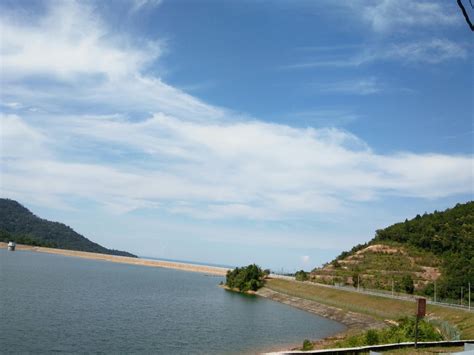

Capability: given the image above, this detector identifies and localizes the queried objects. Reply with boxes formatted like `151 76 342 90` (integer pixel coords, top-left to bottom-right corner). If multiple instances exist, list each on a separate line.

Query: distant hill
311 201 474 300
0 199 136 258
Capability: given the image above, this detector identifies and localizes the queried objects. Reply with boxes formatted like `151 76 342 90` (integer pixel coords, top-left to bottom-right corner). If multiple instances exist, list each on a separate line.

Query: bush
334 317 442 348
302 339 313 351
295 270 309 281
365 329 379 345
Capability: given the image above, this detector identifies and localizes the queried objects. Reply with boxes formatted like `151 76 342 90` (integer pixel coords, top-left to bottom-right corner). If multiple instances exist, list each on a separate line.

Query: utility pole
461 287 464 306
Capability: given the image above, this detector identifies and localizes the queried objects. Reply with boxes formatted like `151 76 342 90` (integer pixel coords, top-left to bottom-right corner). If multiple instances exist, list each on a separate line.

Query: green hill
311 201 474 301
0 198 136 258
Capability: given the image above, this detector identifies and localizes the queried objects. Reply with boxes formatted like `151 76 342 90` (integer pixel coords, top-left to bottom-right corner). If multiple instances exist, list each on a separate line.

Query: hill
0 199 136 257
311 201 474 301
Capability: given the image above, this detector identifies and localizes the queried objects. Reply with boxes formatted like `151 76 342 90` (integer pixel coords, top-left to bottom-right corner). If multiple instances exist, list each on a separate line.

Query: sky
0 0 472 271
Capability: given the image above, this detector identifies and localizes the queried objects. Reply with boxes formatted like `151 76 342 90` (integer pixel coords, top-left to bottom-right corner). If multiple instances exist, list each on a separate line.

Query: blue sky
0 0 472 271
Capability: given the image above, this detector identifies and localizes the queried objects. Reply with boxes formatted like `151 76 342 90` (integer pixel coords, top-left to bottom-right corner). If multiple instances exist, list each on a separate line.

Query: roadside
261 278 474 351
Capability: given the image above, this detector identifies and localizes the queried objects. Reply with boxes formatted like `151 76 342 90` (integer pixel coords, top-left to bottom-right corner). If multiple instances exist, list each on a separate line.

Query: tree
295 270 309 281
401 274 415 294
225 264 265 292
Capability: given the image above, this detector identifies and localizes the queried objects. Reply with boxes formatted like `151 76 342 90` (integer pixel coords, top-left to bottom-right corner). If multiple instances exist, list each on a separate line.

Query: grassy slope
311 242 441 291
265 278 474 339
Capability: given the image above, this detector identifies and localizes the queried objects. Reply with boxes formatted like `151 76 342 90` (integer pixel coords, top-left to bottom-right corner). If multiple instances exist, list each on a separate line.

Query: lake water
0 249 344 354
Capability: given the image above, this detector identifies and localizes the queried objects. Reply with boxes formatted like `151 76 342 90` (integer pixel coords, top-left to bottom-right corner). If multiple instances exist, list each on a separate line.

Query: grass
265 278 474 339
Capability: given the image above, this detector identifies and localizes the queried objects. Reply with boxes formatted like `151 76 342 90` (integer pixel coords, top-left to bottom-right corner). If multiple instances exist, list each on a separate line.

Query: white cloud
385 39 468 64
0 1 226 122
360 0 458 33
0 1 159 81
1 114 472 219
282 39 467 69
317 77 381 95
130 0 162 13
301 255 310 264
0 1 472 221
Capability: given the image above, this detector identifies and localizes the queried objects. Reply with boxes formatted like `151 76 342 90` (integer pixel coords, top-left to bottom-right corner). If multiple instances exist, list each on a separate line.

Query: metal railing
268 274 473 312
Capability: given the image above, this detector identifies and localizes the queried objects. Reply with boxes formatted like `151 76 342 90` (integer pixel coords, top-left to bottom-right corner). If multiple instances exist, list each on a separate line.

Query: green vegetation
225 264 266 292
380 345 464 354
313 243 439 294
334 317 442 348
313 201 473 301
265 278 474 339
295 270 309 281
374 202 473 300
0 199 136 257
0 230 58 248
301 339 313 351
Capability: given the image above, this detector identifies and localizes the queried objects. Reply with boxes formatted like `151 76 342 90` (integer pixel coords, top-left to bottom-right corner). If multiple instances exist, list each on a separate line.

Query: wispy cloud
130 0 162 13
315 77 382 95
385 39 468 64
282 39 467 69
0 1 225 122
2 113 472 219
1 1 472 221
359 0 459 33
334 0 459 33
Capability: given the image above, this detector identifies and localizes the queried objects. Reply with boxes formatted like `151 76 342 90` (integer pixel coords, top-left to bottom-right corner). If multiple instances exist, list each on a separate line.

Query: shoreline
256 286 385 331
256 284 387 353
0 242 230 276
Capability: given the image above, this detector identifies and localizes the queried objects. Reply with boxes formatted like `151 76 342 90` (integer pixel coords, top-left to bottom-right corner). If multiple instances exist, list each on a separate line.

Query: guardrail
266 340 474 354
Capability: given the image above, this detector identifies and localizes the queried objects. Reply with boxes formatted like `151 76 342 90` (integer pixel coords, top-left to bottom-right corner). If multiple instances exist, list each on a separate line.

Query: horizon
1 0 473 271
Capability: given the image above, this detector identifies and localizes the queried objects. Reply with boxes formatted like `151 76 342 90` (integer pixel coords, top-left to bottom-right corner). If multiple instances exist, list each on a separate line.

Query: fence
269 274 473 312
265 340 474 354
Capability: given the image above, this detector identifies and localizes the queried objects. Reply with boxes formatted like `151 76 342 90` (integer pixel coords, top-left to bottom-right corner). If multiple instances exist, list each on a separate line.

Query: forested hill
312 201 473 300
0 199 136 257
373 201 473 258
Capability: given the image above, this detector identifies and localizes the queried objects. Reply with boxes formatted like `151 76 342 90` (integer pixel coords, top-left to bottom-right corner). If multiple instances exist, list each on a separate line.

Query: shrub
302 339 313 351
295 270 309 281
334 317 442 348
365 329 379 345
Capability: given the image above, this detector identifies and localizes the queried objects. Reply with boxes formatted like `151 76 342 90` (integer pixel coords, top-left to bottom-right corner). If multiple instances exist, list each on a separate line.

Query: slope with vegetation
0 198 136 257
265 278 474 340
311 201 473 301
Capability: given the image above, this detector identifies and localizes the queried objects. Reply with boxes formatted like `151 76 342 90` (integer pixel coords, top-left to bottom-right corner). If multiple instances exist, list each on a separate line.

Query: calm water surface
0 249 344 354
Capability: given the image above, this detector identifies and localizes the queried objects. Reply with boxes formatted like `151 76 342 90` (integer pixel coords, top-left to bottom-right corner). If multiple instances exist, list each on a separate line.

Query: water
0 249 344 354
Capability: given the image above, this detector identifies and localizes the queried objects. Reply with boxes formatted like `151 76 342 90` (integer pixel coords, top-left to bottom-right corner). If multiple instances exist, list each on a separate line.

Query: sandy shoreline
0 242 230 276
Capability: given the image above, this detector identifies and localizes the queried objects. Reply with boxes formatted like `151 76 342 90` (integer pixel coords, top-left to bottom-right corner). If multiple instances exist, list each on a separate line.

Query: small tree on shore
295 270 309 281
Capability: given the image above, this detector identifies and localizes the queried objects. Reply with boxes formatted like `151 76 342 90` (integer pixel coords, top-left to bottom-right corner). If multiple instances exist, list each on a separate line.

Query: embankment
257 287 385 333
262 278 474 339
0 242 230 276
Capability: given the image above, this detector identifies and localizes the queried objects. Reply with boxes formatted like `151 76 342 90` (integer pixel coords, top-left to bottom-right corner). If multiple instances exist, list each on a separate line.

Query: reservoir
0 249 344 354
